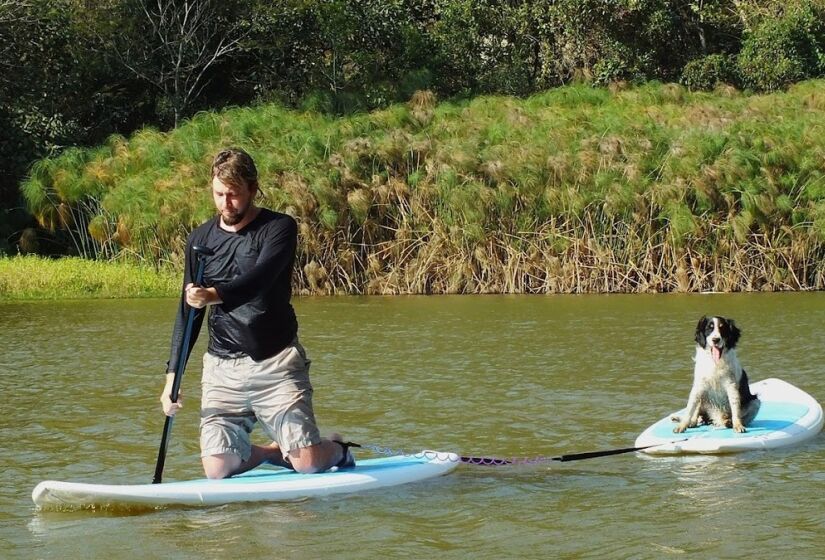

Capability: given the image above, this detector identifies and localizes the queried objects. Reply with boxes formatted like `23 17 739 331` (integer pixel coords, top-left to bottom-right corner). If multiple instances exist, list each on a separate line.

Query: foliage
240 0 434 112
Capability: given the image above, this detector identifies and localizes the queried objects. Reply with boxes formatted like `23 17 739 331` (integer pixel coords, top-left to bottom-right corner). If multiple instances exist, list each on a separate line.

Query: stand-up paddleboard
33 451 459 509
636 378 823 455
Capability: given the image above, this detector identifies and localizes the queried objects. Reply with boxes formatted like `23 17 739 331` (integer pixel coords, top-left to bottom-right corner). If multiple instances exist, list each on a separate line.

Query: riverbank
0 255 178 300
20 80 825 294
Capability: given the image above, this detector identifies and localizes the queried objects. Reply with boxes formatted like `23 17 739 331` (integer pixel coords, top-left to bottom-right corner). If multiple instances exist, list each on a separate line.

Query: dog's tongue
712 346 721 364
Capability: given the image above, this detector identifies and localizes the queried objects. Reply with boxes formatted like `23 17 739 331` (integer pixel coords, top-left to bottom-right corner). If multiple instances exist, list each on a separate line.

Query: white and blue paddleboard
33 451 459 509
635 378 823 455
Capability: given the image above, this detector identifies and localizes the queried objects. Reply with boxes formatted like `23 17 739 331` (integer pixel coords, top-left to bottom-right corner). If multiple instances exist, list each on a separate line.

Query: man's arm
212 217 297 308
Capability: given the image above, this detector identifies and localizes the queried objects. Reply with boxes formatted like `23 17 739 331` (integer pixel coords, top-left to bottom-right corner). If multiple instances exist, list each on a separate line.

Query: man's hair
211 148 258 190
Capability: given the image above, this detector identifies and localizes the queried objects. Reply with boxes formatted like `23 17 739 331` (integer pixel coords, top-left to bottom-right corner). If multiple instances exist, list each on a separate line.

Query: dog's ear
727 318 741 348
695 316 709 347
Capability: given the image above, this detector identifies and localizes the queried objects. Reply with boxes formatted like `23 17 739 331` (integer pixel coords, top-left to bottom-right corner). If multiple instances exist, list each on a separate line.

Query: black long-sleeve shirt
166 209 299 373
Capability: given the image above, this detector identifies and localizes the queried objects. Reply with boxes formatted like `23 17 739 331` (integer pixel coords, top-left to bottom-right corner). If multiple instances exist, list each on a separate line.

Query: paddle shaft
153 246 212 484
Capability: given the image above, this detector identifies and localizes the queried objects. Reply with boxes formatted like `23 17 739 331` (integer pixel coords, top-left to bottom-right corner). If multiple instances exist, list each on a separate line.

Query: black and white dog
673 316 760 433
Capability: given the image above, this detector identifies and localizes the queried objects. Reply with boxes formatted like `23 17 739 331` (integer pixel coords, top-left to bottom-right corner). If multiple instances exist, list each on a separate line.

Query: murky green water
2 293 824 559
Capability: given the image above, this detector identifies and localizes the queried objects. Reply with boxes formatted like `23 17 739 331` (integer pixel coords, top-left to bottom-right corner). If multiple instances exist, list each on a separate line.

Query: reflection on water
2 293 824 559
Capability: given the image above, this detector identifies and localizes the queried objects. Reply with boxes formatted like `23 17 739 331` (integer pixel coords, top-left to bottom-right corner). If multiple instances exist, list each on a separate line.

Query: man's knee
202 454 240 479
287 445 328 474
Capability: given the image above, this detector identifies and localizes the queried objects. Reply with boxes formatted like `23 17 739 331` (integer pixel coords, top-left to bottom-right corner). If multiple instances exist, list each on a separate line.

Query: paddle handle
153 245 213 484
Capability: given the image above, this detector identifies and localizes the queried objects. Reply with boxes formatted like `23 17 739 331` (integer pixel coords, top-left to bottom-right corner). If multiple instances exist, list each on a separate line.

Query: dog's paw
670 415 681 423
733 422 747 433
673 424 687 434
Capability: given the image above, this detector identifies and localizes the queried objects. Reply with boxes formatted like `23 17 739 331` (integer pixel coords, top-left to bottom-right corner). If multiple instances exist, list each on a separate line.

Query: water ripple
3 294 825 559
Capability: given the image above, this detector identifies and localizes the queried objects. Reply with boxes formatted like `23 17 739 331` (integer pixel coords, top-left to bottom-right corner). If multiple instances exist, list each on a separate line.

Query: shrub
682 54 739 91
737 5 825 91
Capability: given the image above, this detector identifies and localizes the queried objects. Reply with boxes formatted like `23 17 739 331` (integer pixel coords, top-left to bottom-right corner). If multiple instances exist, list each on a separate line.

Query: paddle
460 440 687 466
153 245 214 484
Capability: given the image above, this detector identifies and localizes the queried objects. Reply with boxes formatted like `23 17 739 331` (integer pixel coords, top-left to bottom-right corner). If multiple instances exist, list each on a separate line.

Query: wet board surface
635 378 823 455
33 451 460 509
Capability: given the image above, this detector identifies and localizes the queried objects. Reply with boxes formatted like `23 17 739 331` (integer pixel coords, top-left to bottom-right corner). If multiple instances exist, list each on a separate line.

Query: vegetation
21 80 825 294
4 0 825 255
0 255 178 299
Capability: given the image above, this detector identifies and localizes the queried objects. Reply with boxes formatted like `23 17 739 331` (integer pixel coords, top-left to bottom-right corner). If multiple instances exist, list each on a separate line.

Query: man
160 147 355 479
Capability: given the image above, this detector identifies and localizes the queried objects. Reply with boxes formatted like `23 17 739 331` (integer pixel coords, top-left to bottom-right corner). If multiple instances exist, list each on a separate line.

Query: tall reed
21 80 825 294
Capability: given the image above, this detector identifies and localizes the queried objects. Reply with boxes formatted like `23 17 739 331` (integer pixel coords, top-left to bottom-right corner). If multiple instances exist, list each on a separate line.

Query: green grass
0 256 179 300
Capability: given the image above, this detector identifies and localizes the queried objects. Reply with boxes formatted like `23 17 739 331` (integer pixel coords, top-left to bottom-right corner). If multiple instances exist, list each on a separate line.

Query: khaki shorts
199 340 321 462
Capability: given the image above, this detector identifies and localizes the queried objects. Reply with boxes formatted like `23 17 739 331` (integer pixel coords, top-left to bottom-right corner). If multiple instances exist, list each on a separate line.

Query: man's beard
221 207 247 226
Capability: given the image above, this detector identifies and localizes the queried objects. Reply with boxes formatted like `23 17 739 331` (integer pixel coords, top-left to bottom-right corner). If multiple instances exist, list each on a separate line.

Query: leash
358 440 689 466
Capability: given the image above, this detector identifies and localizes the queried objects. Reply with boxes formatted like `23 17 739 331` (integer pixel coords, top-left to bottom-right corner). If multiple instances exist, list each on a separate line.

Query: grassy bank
0 256 178 300
21 80 825 294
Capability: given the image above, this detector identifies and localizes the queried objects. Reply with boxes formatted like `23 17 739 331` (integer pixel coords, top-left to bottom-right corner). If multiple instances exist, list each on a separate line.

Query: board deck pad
647 401 808 440
635 378 823 455
33 451 460 509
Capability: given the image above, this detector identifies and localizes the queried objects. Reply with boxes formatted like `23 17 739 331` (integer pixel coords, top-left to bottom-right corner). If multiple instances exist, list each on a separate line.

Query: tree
111 0 248 126
0 0 87 253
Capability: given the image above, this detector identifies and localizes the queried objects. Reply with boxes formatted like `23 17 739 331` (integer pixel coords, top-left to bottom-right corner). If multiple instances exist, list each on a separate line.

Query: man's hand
184 283 222 309
160 372 183 416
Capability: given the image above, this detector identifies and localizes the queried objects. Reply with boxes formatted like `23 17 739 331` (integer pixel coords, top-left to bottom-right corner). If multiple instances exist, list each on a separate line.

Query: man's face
212 176 254 226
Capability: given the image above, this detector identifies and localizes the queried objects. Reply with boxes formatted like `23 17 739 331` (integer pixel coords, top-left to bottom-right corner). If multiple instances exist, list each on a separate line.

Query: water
1 293 824 559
